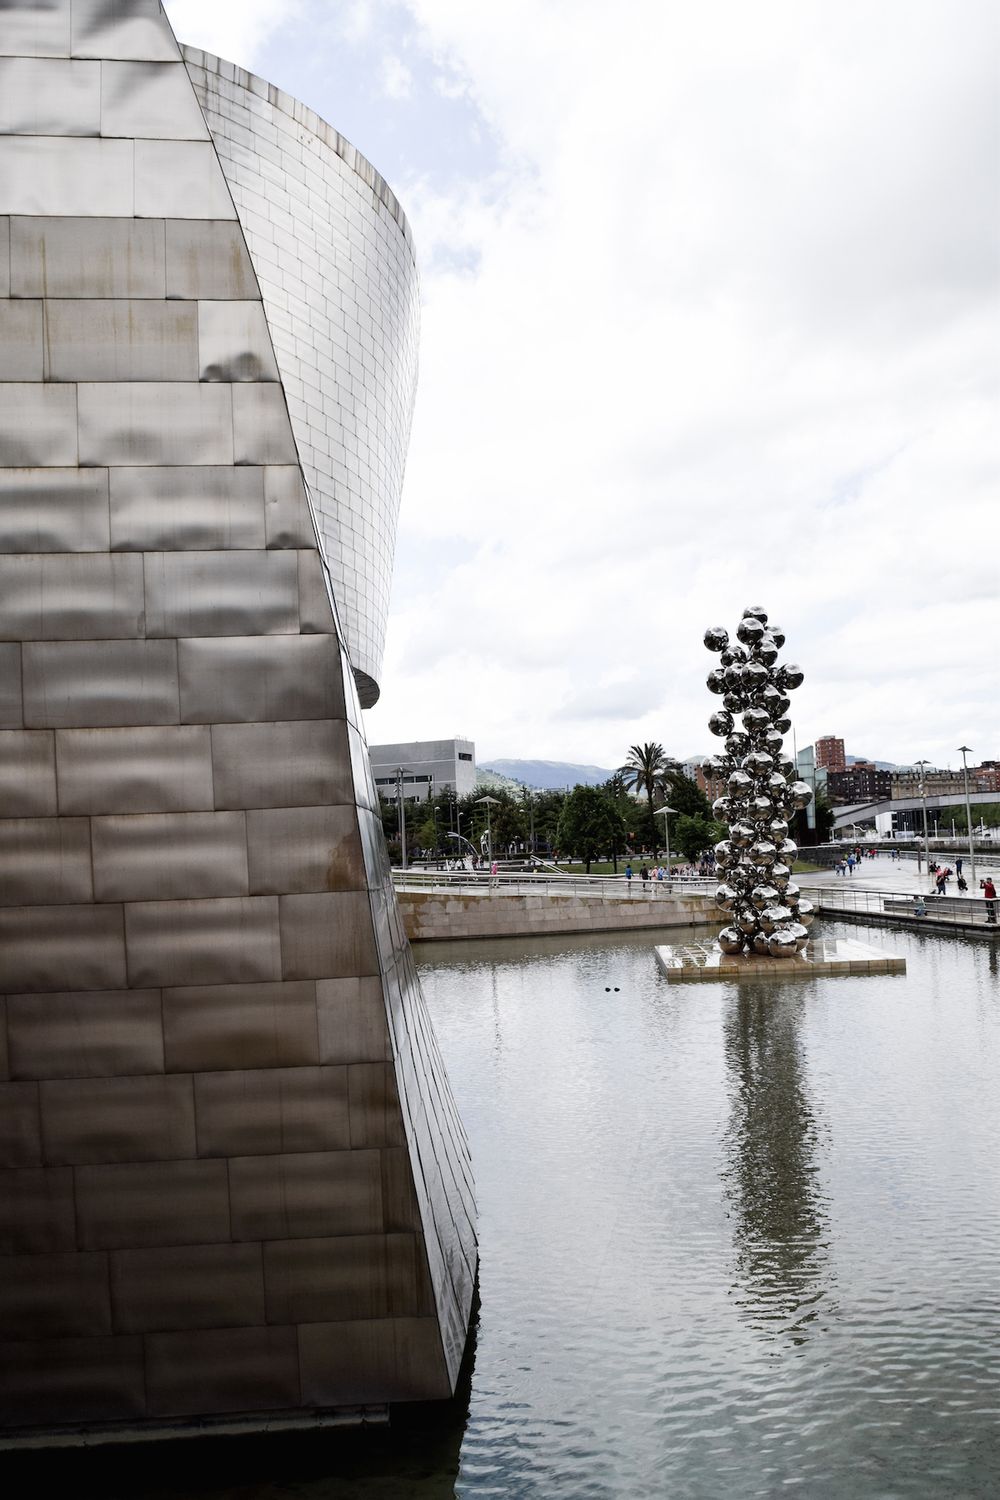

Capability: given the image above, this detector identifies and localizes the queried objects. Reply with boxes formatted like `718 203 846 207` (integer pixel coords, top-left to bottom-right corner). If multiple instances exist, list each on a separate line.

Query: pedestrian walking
982 876 997 924
956 857 963 876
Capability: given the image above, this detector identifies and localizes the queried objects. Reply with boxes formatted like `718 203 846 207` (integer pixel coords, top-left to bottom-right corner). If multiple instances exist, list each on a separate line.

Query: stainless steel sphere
723 662 744 690
749 839 777 866
770 694 792 720
719 644 748 667
742 707 771 733
727 769 753 796
712 795 735 820
735 907 759 935
704 626 729 652
763 728 784 754
722 692 743 713
714 840 737 869
752 933 771 955
758 905 783 936
774 716 792 735
769 623 786 648
737 616 765 645
725 731 750 758
784 880 801 905
769 817 789 840
729 821 755 849
749 795 775 821
706 667 728 695
767 929 798 958
786 922 809 952
779 837 798 859
715 883 738 913
745 750 773 775
741 661 769 689
770 862 791 890
777 662 804 690
751 883 780 911
757 636 778 666
742 605 768 624
789 780 814 809
718 927 744 954
795 897 815 927
709 710 734 738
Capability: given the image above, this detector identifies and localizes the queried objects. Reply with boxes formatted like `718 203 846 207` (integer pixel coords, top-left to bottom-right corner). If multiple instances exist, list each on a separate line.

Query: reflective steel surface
185 47 420 706
0 0 474 1437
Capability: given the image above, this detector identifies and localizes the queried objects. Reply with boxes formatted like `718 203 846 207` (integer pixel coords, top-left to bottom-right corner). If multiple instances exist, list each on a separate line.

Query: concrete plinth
655 936 906 982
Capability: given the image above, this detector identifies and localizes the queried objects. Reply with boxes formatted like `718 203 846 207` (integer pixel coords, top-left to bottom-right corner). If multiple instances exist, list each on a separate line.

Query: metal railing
800 881 998 932
392 868 716 901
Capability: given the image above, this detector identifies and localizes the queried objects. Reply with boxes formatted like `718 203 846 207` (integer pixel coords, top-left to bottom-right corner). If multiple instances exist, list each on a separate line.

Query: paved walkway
804 856 998 901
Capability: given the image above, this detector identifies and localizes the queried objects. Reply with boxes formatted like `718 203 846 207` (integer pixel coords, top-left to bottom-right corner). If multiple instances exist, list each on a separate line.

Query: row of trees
377 742 726 872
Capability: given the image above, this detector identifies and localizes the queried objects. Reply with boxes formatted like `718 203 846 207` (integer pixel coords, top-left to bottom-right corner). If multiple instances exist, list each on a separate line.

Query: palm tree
620 742 673 850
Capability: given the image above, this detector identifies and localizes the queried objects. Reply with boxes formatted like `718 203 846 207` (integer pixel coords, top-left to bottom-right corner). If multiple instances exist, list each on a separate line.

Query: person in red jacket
982 876 997 924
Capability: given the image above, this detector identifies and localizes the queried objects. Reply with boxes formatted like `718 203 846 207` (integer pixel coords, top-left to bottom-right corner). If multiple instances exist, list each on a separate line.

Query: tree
556 785 626 873
620 742 672 848
661 768 713 820
671 813 724 862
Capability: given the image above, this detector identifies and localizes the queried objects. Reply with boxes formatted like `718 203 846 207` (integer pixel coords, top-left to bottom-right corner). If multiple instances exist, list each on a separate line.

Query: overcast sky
165 0 999 771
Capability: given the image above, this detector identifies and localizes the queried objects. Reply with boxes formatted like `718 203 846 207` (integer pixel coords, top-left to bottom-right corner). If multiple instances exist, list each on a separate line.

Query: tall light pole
476 795 499 863
914 759 931 876
655 805 676 876
394 766 409 870
957 745 977 887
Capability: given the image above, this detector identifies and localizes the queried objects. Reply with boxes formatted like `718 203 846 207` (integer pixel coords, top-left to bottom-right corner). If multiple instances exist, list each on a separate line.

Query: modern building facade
0 1 474 1443
826 763 892 805
369 738 478 803
814 736 846 773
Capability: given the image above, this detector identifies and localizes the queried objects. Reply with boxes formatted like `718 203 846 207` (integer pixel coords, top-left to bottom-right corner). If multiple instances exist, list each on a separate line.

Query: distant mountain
480 758 617 791
475 767 527 796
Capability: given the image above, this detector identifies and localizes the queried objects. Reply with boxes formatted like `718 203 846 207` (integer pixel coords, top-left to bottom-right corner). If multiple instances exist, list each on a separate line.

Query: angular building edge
0 0 474 1442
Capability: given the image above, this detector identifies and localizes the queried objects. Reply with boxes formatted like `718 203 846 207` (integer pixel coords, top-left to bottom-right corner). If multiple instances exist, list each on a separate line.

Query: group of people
929 860 968 895
623 862 693 886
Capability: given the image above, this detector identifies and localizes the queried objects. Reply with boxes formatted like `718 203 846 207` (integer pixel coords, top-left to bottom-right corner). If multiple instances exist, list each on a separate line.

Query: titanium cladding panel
0 0 475 1443
185 46 421 709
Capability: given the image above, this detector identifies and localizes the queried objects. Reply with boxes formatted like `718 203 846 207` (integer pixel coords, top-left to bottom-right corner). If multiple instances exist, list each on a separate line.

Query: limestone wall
400 891 719 943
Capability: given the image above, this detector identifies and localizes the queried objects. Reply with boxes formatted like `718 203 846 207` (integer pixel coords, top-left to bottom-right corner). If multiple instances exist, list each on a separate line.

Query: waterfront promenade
393 863 1000 941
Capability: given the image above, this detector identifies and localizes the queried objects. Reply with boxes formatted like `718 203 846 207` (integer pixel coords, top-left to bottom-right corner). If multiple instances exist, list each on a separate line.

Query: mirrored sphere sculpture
705 608 812 957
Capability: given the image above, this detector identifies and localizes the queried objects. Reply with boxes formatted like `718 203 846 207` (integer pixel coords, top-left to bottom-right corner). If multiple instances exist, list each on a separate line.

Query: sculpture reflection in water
722 988 834 1343
703 607 816 956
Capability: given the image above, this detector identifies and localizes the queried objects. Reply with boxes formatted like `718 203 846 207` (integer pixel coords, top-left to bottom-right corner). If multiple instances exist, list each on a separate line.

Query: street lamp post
957 745 977 888
655 806 677 879
914 759 931 876
394 766 410 870
475 795 499 863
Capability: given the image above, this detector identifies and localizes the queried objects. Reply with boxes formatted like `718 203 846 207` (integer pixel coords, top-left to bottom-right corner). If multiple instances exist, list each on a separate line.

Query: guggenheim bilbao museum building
0 1 475 1442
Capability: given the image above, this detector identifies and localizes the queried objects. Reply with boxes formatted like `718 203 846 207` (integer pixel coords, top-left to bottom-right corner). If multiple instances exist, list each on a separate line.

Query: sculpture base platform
655 936 905 982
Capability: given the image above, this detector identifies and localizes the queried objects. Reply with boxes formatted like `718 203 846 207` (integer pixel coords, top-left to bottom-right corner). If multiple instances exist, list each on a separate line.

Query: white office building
370 738 477 801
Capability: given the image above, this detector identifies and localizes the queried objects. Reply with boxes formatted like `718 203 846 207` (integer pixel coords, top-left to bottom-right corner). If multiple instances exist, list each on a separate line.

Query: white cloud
380 52 414 99
362 0 999 771
163 0 302 68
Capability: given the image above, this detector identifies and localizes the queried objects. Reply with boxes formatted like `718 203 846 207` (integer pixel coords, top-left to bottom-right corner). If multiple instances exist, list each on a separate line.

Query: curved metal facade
0 1 474 1442
184 47 419 709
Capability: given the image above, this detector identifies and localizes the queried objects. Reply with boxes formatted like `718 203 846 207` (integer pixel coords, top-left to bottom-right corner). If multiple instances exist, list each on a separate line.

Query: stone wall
400 890 718 943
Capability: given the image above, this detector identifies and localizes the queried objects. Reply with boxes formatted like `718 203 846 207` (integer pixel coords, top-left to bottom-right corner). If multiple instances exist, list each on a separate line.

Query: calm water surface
14 923 1000 1499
